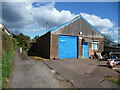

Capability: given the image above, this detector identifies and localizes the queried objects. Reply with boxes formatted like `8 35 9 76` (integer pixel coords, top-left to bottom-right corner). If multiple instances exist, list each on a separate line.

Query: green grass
2 49 15 88
108 79 120 85
1 30 17 89
106 77 120 85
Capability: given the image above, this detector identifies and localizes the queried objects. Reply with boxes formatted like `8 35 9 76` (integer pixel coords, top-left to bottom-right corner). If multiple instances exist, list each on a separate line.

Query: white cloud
2 2 118 43
80 13 114 31
24 28 40 33
31 2 76 27
2 2 76 35
80 13 119 43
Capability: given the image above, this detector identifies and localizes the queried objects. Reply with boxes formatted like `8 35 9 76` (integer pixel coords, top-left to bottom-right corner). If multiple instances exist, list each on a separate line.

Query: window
92 40 99 50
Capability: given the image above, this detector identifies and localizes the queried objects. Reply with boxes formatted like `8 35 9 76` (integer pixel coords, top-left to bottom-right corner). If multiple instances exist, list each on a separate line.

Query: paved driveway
43 59 119 88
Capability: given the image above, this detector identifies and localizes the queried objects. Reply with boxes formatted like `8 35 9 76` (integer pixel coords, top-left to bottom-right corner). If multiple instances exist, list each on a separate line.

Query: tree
13 33 31 51
32 35 39 42
104 34 115 53
104 34 113 47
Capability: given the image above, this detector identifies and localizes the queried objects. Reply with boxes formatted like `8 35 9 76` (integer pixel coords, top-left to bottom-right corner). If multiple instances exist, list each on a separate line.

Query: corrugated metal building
36 15 104 59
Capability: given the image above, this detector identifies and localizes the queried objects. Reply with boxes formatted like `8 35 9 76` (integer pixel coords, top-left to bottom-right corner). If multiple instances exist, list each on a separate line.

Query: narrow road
9 51 74 88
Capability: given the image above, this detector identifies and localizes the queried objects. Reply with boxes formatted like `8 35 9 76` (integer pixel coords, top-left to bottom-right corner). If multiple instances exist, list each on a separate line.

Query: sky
1 1 119 43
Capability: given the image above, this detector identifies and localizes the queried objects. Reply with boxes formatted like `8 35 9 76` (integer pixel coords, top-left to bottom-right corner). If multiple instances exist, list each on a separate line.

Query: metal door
58 35 77 58
83 42 88 58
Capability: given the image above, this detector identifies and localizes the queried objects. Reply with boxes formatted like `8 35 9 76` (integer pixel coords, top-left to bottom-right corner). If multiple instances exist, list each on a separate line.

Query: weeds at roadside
105 76 120 85
2 49 15 88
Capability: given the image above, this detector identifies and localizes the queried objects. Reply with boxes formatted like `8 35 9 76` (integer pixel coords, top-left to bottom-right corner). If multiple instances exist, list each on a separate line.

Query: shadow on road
98 65 108 67
27 43 38 56
27 42 49 59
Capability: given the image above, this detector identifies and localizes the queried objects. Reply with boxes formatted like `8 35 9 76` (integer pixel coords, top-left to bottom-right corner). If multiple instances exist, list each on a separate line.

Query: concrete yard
43 59 119 88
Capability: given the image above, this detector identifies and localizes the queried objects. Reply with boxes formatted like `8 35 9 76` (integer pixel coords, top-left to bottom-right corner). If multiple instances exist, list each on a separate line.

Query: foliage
12 38 17 49
2 49 15 88
2 32 16 88
104 34 114 53
104 34 113 47
2 32 14 53
106 77 120 85
32 35 39 42
13 33 31 52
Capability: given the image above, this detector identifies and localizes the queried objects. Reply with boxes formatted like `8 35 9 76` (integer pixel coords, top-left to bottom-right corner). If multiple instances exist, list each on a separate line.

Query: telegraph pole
46 21 48 33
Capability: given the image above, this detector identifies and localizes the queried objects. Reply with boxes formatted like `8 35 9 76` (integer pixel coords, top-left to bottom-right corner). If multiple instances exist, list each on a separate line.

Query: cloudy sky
1 1 119 43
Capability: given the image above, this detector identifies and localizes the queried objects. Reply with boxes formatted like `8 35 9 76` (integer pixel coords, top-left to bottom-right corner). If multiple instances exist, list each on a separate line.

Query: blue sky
55 2 118 25
1 2 119 43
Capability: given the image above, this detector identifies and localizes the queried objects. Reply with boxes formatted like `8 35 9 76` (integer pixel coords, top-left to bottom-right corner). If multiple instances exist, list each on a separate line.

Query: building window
92 40 99 50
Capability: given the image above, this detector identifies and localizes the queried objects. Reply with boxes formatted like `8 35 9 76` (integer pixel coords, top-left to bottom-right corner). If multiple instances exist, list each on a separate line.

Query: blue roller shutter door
58 35 77 58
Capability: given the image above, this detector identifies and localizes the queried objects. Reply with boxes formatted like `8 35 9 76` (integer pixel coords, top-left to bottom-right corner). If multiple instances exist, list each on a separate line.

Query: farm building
35 15 104 59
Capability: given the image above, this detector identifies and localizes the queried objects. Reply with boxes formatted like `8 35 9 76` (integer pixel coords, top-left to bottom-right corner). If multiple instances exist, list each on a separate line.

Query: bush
2 49 15 88
13 33 30 52
2 32 16 88
12 38 17 49
2 32 13 54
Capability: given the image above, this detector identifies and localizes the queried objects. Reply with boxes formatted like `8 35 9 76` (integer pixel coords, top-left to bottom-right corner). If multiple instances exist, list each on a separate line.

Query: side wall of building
36 17 104 59
50 34 104 59
36 32 50 59
50 18 104 59
52 18 103 38
87 37 104 57
50 34 58 59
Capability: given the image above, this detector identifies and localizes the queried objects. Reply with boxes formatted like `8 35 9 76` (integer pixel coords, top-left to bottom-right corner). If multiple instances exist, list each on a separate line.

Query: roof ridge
80 15 104 37
51 15 81 32
50 14 104 37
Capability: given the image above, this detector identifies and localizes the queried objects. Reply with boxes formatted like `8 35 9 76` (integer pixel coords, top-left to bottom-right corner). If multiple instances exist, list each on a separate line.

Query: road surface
9 51 74 88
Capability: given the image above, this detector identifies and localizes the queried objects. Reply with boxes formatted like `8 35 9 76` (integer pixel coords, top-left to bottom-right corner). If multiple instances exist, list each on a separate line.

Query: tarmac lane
8 51 74 88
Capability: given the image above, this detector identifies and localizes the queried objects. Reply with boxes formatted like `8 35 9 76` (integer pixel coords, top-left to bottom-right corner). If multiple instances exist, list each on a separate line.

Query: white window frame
92 40 99 50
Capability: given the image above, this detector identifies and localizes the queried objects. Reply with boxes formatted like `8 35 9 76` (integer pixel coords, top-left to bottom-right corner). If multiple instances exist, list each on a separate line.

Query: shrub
2 32 16 88
2 49 15 88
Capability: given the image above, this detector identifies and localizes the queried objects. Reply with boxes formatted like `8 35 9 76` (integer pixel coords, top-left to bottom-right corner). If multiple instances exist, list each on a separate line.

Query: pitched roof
51 15 104 37
0 24 11 34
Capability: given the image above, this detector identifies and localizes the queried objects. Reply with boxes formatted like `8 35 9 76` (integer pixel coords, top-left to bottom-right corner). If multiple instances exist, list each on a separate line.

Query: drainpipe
79 32 83 58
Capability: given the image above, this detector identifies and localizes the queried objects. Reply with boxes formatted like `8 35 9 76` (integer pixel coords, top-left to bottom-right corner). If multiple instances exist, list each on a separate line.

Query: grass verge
2 49 15 88
106 77 120 85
